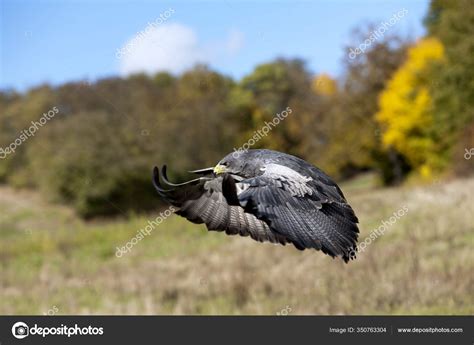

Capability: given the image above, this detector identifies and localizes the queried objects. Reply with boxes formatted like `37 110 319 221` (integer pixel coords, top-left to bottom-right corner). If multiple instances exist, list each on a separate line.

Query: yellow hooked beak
213 164 227 175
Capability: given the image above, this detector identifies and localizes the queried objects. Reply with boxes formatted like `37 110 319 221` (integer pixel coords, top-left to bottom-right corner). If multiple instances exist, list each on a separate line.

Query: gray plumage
153 149 359 263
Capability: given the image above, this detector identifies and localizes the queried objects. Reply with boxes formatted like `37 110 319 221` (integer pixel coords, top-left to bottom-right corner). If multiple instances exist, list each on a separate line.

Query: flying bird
152 149 359 262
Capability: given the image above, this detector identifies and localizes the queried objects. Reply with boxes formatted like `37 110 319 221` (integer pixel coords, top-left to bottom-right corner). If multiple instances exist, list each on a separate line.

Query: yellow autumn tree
375 37 445 179
312 73 337 96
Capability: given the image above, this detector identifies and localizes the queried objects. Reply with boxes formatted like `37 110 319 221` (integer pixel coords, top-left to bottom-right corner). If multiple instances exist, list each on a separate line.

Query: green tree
425 0 474 176
239 59 318 156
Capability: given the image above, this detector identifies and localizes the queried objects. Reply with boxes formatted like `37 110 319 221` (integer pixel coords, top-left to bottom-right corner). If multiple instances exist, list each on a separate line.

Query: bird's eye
221 161 228 166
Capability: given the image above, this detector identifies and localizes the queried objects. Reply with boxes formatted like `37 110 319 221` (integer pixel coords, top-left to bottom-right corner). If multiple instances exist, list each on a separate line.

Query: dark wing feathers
236 169 359 262
152 166 204 206
153 166 288 245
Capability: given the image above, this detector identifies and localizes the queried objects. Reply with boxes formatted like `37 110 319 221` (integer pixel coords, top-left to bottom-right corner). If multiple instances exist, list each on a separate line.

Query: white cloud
118 23 244 76
119 23 203 75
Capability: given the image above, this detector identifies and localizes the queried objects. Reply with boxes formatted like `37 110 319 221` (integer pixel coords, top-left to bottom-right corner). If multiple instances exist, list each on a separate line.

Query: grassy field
1 174 473 315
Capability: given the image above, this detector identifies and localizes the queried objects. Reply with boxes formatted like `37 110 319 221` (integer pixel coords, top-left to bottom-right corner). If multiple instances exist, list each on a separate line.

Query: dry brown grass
1 175 473 315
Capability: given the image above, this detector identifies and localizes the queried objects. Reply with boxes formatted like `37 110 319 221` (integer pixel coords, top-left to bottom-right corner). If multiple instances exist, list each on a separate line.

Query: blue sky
1 0 429 92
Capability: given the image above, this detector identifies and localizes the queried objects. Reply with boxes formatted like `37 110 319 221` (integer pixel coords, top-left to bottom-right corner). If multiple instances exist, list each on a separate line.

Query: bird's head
213 150 269 178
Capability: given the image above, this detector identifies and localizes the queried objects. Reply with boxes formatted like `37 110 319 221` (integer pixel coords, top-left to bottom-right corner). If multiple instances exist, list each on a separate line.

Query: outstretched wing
152 166 288 245
236 163 359 262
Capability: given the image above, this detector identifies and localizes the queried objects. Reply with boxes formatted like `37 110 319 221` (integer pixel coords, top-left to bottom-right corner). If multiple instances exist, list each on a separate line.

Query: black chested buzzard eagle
153 149 359 263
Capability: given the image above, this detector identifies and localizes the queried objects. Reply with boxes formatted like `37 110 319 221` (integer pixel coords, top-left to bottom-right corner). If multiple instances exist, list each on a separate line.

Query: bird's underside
152 152 360 263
